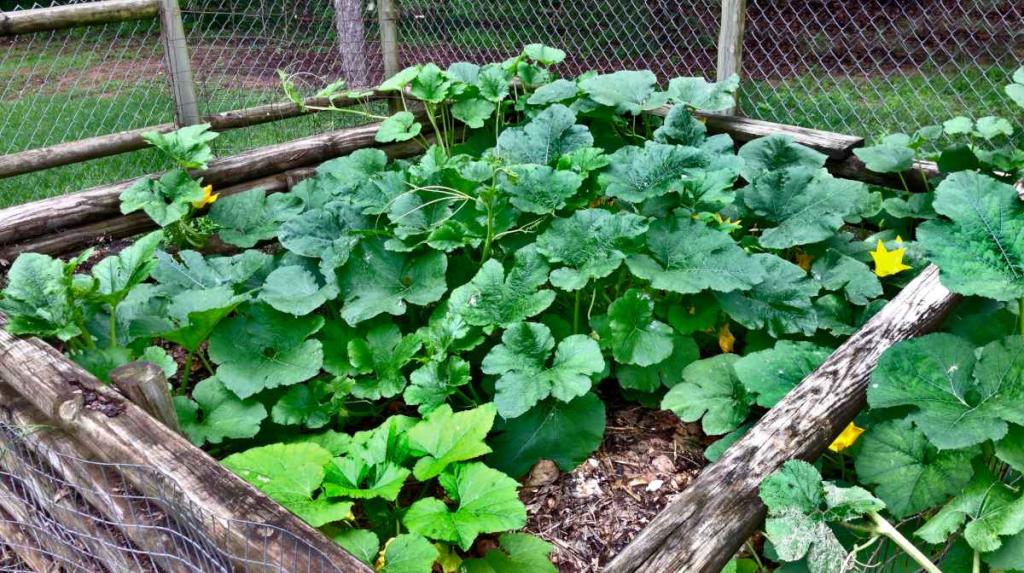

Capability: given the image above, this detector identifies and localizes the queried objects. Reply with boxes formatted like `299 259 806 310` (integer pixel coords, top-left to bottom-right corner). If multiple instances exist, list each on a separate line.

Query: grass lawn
2 59 1019 209
0 82 376 208
744 64 1020 143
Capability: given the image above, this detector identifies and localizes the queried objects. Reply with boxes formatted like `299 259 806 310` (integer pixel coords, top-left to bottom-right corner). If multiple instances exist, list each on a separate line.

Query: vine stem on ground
867 512 942 573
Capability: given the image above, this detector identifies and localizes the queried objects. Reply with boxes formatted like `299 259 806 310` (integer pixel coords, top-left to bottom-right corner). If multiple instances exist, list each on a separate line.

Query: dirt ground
520 402 708 572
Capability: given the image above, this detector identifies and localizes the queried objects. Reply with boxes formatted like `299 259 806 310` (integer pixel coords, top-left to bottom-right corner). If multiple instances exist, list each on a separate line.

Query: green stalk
178 351 194 395
573 289 582 334
1019 298 1024 336
973 550 981 573
919 167 932 193
424 103 446 155
479 196 496 264
108 302 119 348
867 512 942 573
897 171 911 195
198 351 216 377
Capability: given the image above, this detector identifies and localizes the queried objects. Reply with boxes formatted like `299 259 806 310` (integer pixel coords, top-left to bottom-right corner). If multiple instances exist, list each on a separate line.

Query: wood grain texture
715 0 747 113
0 93 388 180
647 106 864 159
0 385 187 573
0 333 372 573
0 125 422 246
0 0 158 36
109 361 179 432
158 0 200 126
606 265 960 573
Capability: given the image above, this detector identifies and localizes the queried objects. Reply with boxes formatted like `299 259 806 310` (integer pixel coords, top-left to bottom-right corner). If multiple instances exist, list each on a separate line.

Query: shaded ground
521 402 708 572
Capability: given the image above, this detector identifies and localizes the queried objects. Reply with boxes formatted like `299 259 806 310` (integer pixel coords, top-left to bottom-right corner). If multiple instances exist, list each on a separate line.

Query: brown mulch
520 403 709 572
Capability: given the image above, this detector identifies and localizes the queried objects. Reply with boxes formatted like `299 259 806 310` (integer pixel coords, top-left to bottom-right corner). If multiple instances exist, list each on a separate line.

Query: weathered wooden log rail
605 266 959 572
0 122 426 262
0 0 159 36
0 93 391 179
0 330 372 573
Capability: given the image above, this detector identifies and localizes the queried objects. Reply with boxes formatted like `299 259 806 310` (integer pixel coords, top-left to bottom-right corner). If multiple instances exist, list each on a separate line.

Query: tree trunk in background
334 0 369 87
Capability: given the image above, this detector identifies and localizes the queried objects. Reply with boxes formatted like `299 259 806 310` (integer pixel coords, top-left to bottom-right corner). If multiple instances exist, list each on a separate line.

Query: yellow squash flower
828 422 865 453
191 185 219 209
870 236 911 277
717 323 735 353
795 252 814 271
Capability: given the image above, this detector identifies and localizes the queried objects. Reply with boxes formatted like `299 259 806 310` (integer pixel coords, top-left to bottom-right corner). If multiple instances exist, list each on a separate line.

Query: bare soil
520 402 709 572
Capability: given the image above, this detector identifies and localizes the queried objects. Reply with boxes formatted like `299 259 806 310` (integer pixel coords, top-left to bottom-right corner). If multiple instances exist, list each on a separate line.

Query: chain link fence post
716 0 747 115
158 0 200 125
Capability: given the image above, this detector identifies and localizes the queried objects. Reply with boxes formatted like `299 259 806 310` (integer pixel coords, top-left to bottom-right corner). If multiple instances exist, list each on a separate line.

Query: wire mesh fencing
0 417 347 573
0 0 1022 206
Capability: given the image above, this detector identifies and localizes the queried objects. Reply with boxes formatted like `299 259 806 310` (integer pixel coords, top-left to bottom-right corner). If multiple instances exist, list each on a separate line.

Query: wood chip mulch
520 404 709 572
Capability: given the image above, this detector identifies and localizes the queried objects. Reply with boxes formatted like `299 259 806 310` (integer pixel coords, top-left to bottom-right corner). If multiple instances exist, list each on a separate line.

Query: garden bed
2 47 1022 573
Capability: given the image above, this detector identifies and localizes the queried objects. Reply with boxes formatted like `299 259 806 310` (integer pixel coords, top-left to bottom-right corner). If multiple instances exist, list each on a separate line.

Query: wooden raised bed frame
0 110 959 572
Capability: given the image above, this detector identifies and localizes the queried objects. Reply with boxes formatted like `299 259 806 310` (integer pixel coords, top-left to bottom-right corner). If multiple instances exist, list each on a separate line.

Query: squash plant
0 45 959 571
755 66 1024 573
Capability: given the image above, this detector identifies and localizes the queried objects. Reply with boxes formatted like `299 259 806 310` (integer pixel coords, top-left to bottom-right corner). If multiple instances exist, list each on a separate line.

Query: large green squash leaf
498 165 583 214
482 322 604 418
403 462 526 551
579 70 667 115
119 168 206 227
91 230 163 304
403 357 471 414
869 334 1024 449
810 250 882 306
617 334 699 392
666 74 739 111
142 123 218 169
743 167 869 249
152 249 270 296
496 104 592 165
917 464 1024 552
625 216 765 295
662 353 751 435
375 533 437 573
599 142 707 202
734 340 832 408
592 289 674 367
174 376 267 446
278 200 368 275
737 134 826 182
854 418 978 519
209 188 303 248
406 403 496 480
917 171 1024 301
0 253 82 341
222 442 353 527
323 457 411 502
716 254 819 337
448 247 555 328
536 209 648 291
208 303 324 399
462 533 557 573
759 461 882 573
348 323 422 400
487 393 605 478
337 239 448 325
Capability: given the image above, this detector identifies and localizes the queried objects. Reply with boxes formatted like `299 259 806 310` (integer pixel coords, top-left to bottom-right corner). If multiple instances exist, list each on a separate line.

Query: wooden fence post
716 0 747 115
158 0 201 126
377 0 402 113
109 361 180 432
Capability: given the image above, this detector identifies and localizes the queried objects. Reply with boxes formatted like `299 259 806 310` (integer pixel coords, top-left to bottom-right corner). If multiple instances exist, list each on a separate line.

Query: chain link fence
0 0 1021 201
